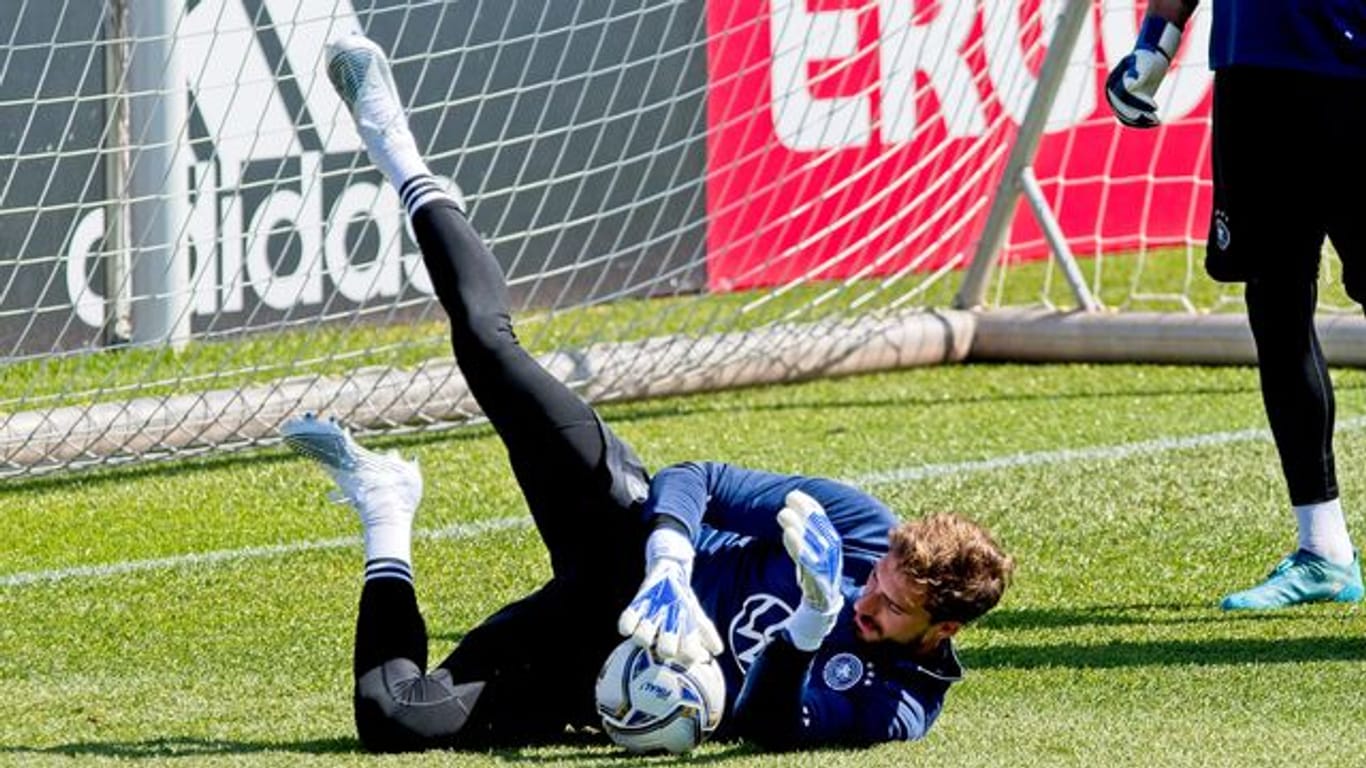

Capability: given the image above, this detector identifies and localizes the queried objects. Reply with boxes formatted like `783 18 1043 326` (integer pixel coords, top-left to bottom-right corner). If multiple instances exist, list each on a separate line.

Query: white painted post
127 0 190 349
953 0 1092 311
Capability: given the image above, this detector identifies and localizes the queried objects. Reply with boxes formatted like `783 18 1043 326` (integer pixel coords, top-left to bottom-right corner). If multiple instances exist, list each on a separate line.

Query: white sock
363 522 412 577
357 479 416 573
366 127 430 196
1294 498 1354 565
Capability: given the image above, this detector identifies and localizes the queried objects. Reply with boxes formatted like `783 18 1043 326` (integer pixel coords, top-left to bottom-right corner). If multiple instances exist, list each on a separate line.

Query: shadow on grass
0 737 357 758
964 634 1366 670
486 739 754 766
975 603 1326 632
430 630 471 645
0 735 755 765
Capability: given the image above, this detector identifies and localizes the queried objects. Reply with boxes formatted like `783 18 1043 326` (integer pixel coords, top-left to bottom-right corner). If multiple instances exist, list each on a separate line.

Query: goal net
959 1 1366 365
0 0 1353 477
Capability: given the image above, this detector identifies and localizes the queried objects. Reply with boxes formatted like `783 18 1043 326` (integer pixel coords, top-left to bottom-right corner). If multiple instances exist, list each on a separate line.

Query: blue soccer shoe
1220 549 1364 611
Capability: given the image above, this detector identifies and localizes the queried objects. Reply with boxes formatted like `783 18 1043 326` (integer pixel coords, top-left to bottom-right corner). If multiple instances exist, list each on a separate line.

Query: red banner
704 0 1214 291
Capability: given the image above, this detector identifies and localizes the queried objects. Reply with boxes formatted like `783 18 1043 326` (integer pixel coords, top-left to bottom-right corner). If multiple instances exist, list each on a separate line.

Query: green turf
4 360 1366 767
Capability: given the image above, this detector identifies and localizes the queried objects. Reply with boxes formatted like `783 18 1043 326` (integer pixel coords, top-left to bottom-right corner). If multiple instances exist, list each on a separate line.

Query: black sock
354 576 429 679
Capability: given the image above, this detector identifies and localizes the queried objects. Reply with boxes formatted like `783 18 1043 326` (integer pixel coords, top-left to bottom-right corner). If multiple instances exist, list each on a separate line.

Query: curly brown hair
887 513 1014 625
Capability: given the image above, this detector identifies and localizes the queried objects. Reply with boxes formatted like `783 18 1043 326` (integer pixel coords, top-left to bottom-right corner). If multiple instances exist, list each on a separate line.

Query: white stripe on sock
399 175 456 217
365 556 414 584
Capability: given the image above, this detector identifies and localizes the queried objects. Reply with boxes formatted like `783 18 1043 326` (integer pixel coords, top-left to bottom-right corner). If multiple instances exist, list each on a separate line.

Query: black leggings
350 200 648 751
1246 277 1338 506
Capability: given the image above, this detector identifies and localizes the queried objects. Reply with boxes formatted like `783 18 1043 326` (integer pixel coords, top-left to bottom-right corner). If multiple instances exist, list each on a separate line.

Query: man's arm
617 516 723 664
731 492 858 749
626 463 894 665
617 461 756 665
639 461 716 540
1105 0 1200 128
731 634 940 749
644 462 896 567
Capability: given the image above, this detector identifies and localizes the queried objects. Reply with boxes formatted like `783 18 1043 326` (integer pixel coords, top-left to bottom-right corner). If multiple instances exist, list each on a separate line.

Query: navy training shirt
643 461 963 746
1210 0 1366 78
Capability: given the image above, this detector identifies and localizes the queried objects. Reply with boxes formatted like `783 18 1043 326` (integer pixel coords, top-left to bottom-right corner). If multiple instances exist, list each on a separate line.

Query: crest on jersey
728 593 795 674
1214 209 1231 251
822 652 865 691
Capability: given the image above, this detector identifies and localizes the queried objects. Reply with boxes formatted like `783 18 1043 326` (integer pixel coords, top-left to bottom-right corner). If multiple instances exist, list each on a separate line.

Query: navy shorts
1204 67 1366 297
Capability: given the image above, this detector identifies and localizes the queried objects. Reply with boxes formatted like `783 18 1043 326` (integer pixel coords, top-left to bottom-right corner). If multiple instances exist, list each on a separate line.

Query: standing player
1106 1 1365 609
281 34 1013 751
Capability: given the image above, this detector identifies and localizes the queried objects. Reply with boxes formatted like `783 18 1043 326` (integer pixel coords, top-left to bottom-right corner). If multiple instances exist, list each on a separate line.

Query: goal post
3 0 1362 478
956 0 1098 314
957 0 1366 365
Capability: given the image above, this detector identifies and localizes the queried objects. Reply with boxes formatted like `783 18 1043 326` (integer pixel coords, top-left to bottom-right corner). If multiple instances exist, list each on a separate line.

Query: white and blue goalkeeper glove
776 490 844 651
1105 15 1182 128
618 523 723 665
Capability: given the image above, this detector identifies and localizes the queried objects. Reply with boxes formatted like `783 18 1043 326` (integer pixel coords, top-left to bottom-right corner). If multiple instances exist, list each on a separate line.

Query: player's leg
1325 72 1366 311
325 34 650 580
429 579 629 747
1224 276 1363 609
1244 276 1341 534
1321 70 1366 587
282 414 486 752
1212 68 1362 609
326 34 598 469
317 36 653 746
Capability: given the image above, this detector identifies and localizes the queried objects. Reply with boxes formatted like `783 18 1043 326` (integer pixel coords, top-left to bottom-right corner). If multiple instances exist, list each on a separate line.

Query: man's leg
1205 68 1361 610
431 580 629 747
283 415 486 752
327 35 649 581
285 417 622 751
313 35 652 746
1244 277 1346 545
1220 277 1363 610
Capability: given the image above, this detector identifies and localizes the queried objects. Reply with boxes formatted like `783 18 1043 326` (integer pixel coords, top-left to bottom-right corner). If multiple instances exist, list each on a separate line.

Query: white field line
2 517 529 588
8 417 1366 589
847 418 1362 486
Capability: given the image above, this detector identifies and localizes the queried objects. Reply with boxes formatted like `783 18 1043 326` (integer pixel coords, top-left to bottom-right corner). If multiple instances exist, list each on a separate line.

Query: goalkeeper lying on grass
281 32 1013 753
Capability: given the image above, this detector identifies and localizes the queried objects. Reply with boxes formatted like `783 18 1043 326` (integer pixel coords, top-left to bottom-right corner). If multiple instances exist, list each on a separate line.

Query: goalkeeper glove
618 522 723 665
776 490 844 651
1105 15 1183 128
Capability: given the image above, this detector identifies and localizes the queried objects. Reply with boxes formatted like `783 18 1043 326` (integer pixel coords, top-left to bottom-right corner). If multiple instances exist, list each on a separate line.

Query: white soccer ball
594 638 726 754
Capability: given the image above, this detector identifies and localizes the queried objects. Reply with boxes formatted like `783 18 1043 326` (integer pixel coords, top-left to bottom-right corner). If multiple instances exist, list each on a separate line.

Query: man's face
852 554 958 653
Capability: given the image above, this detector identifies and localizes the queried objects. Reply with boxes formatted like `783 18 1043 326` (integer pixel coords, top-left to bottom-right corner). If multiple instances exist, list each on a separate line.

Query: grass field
4 359 1366 767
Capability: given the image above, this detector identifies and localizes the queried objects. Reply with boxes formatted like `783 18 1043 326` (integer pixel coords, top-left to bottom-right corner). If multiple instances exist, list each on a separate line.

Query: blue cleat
1220 549 1364 611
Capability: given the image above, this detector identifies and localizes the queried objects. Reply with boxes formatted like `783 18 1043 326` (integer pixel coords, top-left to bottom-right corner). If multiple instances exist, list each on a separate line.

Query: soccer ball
594 638 726 754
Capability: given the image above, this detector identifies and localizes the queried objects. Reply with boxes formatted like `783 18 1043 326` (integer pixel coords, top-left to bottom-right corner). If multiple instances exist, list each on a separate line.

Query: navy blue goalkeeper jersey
643 462 963 746
1210 0 1366 79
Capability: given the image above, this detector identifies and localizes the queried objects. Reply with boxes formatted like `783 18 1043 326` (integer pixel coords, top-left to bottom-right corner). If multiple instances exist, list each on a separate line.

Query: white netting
982 1 1348 316
6 1 1319 477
